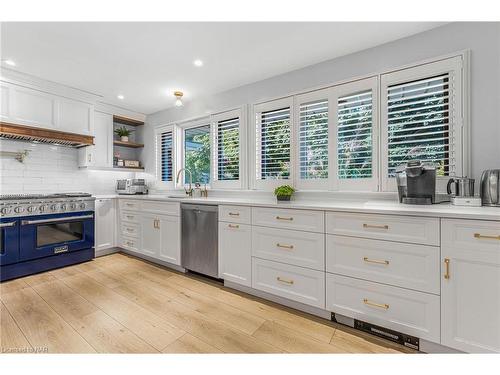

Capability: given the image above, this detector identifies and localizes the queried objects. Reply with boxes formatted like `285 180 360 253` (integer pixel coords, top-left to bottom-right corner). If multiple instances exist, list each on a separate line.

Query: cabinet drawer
120 211 140 224
326 212 439 246
326 235 439 294
252 226 325 271
252 207 324 233
120 236 140 252
119 199 141 211
441 218 500 251
219 205 251 224
142 200 180 216
326 274 440 342
252 258 325 308
121 222 140 238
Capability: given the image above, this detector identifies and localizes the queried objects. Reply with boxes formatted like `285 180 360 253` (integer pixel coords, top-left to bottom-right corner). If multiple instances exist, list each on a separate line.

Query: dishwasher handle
181 203 218 213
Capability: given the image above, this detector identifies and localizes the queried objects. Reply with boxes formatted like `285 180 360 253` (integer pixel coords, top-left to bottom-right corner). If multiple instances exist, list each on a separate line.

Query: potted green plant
114 127 134 142
274 185 295 201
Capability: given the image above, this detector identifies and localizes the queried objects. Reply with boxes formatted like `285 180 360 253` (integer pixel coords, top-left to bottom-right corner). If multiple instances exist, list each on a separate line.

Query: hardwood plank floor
0 253 414 354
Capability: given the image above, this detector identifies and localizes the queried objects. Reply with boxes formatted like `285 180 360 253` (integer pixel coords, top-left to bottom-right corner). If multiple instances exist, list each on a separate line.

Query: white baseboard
95 247 120 257
119 248 186 273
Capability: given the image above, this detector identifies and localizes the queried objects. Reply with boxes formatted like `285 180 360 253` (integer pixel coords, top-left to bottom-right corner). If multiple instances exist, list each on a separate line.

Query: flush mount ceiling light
174 91 184 107
3 59 16 66
117 94 124 100
193 59 203 67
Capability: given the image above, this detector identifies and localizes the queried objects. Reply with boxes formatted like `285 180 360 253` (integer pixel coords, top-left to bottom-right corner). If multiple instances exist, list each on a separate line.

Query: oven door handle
21 214 94 226
0 221 16 228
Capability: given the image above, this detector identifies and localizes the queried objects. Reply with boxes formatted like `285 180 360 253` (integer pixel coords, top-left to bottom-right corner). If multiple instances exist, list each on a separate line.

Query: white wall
0 139 134 194
145 22 500 185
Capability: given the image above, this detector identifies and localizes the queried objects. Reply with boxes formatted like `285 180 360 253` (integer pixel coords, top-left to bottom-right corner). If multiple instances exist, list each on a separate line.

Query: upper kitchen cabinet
78 111 113 168
0 81 94 135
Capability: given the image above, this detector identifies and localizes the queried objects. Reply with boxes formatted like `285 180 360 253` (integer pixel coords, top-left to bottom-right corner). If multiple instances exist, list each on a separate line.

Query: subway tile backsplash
0 140 134 194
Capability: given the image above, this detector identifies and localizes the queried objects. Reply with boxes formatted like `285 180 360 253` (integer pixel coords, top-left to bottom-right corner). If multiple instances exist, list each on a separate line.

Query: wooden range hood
0 122 94 148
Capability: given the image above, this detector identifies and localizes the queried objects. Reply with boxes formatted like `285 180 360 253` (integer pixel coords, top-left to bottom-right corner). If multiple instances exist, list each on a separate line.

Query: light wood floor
0 253 415 354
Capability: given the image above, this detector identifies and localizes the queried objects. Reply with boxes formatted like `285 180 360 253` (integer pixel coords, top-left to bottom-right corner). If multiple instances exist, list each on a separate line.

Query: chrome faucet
176 168 193 197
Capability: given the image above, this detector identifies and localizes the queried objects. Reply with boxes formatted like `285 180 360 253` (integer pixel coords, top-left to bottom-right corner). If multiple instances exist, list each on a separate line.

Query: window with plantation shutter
161 130 173 182
299 99 329 180
254 99 292 187
381 56 464 191
337 90 373 180
216 117 240 181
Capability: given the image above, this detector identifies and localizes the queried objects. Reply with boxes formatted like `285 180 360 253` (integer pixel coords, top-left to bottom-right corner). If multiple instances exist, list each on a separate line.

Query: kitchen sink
167 195 190 199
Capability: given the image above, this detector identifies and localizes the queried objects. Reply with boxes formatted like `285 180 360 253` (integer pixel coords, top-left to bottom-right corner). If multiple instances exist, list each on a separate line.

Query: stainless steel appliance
480 169 500 207
116 179 148 195
181 203 218 278
396 161 448 204
0 193 95 281
447 177 475 197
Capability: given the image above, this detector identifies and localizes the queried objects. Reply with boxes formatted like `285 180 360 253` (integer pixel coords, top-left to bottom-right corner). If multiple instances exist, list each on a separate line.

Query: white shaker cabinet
140 213 181 265
218 221 252 287
58 97 94 135
78 111 113 168
140 213 162 258
441 219 500 353
95 198 116 253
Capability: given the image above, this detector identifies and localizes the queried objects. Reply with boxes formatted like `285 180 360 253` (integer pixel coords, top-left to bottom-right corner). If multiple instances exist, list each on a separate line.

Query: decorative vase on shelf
120 136 129 142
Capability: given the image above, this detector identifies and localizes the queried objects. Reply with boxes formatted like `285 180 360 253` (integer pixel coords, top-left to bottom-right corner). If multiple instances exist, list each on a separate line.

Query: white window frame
210 107 247 189
251 97 294 190
294 88 331 190
155 123 177 190
331 76 379 192
380 55 465 192
178 116 211 188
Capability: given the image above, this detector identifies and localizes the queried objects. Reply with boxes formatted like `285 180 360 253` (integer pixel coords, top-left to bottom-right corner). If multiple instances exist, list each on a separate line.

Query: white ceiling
1 22 444 114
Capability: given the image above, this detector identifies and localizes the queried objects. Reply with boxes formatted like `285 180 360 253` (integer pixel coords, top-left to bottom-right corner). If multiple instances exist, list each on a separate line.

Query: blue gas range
0 193 95 281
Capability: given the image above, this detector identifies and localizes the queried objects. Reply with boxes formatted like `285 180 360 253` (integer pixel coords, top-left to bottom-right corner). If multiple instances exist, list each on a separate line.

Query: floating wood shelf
113 166 144 171
113 140 144 148
113 115 144 127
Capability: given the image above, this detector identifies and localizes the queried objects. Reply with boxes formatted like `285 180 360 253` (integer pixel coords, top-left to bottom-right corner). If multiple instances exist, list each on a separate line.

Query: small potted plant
114 127 134 142
274 185 295 202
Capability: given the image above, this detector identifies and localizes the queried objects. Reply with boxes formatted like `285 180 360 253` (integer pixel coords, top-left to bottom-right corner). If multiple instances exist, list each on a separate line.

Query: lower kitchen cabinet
140 213 181 265
95 198 115 252
218 221 251 287
441 219 500 353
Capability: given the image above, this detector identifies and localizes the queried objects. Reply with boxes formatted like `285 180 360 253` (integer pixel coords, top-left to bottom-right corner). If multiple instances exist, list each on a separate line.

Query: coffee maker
396 161 448 205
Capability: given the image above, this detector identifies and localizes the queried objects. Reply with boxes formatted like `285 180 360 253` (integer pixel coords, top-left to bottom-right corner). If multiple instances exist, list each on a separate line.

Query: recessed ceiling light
3 59 16 66
117 95 124 100
193 59 203 67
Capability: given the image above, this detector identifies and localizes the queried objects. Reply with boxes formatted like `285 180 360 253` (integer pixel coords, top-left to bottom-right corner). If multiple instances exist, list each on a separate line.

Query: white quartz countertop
93 194 500 221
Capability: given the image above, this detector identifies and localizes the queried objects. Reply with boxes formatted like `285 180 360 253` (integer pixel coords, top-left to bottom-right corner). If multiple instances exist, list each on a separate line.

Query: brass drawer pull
444 258 450 279
363 298 389 310
363 223 389 230
126 241 133 246
228 212 240 217
126 228 134 232
276 277 294 285
363 257 389 265
228 224 240 229
474 233 500 240
126 215 134 219
276 243 294 250
276 216 293 221
126 203 134 206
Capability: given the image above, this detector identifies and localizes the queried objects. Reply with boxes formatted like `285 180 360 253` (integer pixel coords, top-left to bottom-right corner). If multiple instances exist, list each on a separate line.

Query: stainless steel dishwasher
181 203 219 278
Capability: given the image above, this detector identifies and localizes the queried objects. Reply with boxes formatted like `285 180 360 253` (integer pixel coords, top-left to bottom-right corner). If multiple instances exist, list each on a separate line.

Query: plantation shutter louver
257 107 291 180
216 117 240 181
299 99 328 179
160 130 173 182
337 90 373 179
386 73 454 177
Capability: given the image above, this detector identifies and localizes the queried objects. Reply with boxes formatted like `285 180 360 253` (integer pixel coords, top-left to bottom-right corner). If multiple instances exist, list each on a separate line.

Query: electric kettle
480 169 500 206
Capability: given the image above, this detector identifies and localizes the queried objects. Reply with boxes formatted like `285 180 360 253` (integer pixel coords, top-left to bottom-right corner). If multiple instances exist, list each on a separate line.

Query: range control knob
1 207 11 215
79 203 86 210
39 205 48 212
50 204 58 211
27 205 37 213
14 206 25 213
60 204 67 211
70 203 77 210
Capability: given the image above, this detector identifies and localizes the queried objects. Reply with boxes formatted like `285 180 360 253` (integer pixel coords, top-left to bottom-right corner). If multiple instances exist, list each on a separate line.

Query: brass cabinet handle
126 203 134 206
156 219 160 229
474 233 500 240
228 212 240 217
126 215 134 219
276 277 294 285
363 257 389 265
363 298 389 310
276 243 294 250
126 228 134 232
276 216 293 221
228 224 240 229
126 241 133 246
444 258 450 279
363 223 389 230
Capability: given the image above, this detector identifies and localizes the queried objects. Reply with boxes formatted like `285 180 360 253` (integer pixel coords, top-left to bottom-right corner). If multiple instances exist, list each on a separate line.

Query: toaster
480 169 500 206
116 179 148 195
